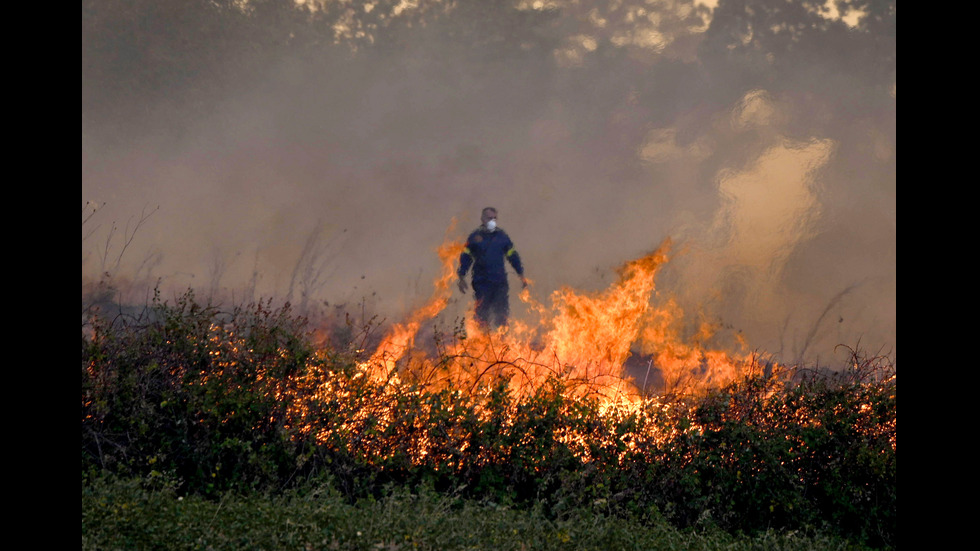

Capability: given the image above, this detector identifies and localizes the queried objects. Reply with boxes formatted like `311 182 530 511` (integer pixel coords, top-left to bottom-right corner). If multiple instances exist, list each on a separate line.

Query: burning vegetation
350 234 770 406
82 234 896 548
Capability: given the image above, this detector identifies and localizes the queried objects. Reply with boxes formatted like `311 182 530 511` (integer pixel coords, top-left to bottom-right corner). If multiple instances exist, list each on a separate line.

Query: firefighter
456 207 528 330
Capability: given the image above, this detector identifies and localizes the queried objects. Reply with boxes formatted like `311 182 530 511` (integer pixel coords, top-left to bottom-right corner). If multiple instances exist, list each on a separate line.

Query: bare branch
110 204 160 273
798 281 863 363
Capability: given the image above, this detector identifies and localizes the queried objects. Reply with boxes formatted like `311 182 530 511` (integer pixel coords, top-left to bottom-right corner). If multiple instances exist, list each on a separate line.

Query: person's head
481 207 498 231
481 207 497 224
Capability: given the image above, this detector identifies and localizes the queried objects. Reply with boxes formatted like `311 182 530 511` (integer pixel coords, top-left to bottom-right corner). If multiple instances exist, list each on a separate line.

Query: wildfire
358 219 466 383
346 229 770 417
82 226 894 479
250 222 795 461
81 233 895 512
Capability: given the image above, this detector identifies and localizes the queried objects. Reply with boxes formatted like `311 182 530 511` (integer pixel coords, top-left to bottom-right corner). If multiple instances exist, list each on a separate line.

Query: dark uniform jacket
457 227 524 286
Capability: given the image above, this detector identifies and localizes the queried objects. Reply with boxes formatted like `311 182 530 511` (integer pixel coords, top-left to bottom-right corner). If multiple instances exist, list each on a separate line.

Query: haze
82 0 896 367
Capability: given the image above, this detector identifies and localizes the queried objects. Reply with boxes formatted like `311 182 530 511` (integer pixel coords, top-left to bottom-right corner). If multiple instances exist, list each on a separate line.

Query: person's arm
457 244 474 293
505 241 527 289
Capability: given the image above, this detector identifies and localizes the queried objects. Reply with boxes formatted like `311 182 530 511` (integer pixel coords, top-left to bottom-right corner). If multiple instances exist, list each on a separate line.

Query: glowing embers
281 231 788 464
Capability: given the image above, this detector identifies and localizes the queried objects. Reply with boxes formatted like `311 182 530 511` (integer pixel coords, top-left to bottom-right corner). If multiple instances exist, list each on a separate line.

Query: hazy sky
82 0 895 367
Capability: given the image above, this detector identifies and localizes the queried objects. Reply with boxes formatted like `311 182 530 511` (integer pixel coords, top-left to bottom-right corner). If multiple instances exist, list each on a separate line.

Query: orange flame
354 229 769 411
359 219 465 382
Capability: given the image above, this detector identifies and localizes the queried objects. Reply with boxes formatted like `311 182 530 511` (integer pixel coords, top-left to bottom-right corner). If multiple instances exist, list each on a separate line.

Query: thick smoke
82 0 896 367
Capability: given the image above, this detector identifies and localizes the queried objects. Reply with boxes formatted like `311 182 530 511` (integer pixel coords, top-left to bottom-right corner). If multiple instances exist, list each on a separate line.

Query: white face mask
485 219 497 232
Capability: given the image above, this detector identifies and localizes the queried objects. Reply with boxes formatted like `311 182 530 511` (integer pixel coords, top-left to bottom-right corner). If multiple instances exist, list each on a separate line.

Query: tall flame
355 229 766 408
360 219 465 382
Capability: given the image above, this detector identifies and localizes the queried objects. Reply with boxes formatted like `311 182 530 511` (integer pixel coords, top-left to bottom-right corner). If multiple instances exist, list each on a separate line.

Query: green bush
82 291 312 494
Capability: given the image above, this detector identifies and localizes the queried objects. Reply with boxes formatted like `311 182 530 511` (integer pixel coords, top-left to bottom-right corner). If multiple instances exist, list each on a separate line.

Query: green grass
82 474 867 551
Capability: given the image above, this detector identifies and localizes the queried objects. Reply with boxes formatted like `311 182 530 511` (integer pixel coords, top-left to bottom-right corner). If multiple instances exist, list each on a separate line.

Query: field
82 289 895 550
